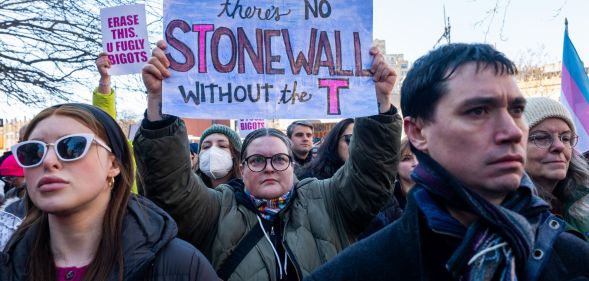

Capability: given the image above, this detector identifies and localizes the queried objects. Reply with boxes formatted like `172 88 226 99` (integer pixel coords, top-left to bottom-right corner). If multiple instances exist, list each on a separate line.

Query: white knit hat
524 97 575 134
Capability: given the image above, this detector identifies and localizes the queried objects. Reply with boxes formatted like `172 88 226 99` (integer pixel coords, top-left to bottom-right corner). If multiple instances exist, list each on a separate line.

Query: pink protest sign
100 4 150 76
238 119 266 138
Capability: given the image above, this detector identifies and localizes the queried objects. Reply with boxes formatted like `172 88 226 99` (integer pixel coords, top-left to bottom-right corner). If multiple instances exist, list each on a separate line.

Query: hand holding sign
143 39 396 121
100 4 150 76
142 40 171 121
369 47 397 113
96 52 112 95
162 0 377 119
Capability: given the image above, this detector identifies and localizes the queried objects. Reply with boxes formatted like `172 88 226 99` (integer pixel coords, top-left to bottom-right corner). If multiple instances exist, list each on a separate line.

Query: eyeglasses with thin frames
528 131 578 149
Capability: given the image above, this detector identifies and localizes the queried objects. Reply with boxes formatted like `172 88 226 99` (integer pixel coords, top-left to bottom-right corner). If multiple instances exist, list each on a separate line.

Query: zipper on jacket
282 240 302 281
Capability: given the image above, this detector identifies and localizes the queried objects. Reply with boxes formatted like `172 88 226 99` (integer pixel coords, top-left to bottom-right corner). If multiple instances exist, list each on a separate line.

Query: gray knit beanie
199 124 242 153
524 97 575 134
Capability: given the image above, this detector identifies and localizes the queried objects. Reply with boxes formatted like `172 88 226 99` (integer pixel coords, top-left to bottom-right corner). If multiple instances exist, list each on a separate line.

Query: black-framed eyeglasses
243 153 292 172
528 131 578 149
341 134 352 145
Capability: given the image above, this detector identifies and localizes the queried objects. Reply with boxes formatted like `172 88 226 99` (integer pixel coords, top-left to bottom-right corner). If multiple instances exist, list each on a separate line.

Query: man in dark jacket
287 120 315 169
306 43 589 281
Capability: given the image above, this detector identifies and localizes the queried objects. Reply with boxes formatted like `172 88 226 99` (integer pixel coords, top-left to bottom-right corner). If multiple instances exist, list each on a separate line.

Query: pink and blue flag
560 19 589 153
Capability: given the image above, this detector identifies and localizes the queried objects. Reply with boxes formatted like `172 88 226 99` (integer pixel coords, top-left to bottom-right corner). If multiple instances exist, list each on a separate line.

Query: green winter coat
133 113 401 281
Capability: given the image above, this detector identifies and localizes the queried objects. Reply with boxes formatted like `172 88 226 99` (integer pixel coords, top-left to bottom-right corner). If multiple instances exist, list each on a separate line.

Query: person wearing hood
134 40 401 280
1 103 218 281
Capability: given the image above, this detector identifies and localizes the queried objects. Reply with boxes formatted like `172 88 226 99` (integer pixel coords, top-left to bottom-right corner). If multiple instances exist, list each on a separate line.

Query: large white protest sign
238 119 266 137
100 4 150 75
162 0 376 119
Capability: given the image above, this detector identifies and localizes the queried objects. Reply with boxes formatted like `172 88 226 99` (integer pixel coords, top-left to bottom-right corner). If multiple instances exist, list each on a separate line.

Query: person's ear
404 117 428 152
107 155 121 178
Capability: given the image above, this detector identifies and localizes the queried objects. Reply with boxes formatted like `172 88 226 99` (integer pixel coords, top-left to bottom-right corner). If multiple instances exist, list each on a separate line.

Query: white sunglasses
11 133 112 168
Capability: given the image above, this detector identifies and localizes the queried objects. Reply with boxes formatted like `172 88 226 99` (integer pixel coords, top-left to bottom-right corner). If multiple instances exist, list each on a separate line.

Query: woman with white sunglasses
1 103 217 281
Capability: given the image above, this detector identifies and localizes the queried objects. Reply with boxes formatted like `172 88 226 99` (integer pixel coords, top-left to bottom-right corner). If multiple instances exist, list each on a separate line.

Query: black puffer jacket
0 196 219 281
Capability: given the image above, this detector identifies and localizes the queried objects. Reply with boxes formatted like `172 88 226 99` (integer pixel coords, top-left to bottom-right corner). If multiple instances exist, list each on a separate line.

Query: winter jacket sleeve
92 87 116 119
152 238 220 281
320 111 402 236
133 116 222 253
565 192 589 239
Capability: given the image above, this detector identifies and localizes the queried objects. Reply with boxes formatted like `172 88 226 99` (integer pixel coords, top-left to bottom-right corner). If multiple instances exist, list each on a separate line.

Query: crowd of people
0 36 588 281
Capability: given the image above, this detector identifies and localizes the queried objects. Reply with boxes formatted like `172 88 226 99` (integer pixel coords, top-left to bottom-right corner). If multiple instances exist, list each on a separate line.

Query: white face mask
199 146 233 180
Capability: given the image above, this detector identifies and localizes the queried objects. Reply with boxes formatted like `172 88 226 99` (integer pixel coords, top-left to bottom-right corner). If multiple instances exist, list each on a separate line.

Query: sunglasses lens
16 142 45 167
57 136 88 160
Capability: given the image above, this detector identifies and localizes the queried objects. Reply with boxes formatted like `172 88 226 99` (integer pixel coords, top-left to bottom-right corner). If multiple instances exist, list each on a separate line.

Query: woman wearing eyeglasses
524 97 589 238
134 41 401 281
2 103 217 281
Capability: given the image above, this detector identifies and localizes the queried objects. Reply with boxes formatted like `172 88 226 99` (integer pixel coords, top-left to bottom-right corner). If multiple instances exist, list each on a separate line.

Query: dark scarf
411 149 550 280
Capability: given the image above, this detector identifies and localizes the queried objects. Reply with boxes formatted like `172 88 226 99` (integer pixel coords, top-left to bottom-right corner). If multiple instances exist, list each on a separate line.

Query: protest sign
238 119 266 137
163 0 376 119
100 4 150 75
128 123 140 140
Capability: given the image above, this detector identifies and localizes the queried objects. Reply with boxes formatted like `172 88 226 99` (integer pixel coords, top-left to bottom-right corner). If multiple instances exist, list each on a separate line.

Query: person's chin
492 174 522 191
35 200 71 214
544 170 567 182
257 183 283 198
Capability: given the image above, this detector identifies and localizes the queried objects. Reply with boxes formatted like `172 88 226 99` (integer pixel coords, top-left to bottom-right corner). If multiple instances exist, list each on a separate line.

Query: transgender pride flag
560 19 589 153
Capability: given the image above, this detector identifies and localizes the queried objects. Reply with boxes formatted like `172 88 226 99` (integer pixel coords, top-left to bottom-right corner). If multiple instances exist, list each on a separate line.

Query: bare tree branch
0 0 162 106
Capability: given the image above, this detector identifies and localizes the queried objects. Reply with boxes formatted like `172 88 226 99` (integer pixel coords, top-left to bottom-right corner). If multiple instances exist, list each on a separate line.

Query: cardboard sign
100 4 150 75
238 118 266 137
162 0 376 119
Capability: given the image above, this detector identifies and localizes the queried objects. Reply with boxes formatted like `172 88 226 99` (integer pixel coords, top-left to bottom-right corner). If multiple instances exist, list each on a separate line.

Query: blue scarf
412 149 550 280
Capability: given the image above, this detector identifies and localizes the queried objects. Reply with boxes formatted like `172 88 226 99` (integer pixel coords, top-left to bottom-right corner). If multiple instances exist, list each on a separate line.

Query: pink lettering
192 24 215 73
318 78 349 115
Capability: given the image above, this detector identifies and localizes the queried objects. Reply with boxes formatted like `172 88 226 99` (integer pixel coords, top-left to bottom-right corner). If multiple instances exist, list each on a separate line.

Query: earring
108 176 115 190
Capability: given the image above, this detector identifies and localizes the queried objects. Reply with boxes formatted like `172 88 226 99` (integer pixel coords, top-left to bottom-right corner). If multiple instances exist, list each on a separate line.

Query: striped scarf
411 149 550 280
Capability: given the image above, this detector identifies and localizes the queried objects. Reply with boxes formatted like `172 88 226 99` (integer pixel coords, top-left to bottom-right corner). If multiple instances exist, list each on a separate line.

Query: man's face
407 63 528 204
290 125 313 157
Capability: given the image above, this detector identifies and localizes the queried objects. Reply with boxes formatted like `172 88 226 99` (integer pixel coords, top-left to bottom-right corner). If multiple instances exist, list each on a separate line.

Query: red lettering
282 28 316 75
313 31 335 75
165 20 195 72
264 29 284 75
211 27 237 73
238 27 263 74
